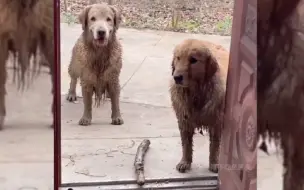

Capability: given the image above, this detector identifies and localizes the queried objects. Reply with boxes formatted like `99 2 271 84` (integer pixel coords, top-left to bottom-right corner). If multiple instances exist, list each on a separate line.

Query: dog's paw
66 93 77 102
176 160 191 173
209 163 219 173
78 117 91 126
111 117 124 125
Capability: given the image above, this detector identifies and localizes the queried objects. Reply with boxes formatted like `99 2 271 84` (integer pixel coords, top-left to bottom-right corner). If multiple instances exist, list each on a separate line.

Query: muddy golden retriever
0 0 54 130
170 39 229 173
66 3 123 126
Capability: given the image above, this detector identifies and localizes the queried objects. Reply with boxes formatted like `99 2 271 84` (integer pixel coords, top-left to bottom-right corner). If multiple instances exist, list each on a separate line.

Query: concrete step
60 176 218 190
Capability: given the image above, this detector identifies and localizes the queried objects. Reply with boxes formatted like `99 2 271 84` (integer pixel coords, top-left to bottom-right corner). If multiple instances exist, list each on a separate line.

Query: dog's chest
89 55 111 79
81 59 111 87
91 60 109 74
175 94 218 126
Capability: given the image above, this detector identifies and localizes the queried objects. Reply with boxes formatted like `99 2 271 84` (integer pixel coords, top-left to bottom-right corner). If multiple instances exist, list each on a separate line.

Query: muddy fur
0 0 54 130
170 39 229 173
66 3 123 126
258 0 304 189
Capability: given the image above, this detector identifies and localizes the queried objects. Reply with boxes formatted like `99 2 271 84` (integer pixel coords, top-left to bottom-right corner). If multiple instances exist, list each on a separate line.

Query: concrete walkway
60 23 230 185
0 23 282 189
257 141 283 190
0 67 54 190
60 23 282 190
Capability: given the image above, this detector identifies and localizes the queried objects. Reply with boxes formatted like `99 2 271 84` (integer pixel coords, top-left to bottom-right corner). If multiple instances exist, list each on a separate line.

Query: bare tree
171 0 183 29
172 9 181 29
63 0 68 11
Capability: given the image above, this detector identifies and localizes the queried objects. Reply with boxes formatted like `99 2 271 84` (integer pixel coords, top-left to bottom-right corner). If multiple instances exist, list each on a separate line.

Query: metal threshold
60 176 218 190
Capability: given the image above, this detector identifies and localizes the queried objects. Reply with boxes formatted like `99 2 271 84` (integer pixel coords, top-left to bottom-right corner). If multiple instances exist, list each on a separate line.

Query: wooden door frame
54 0 62 188
218 0 257 189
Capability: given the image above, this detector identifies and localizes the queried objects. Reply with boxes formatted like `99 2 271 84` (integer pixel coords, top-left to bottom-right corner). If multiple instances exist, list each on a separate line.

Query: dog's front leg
78 84 93 126
66 66 78 102
0 63 6 130
48 55 54 128
208 125 221 173
107 82 123 125
176 120 194 173
0 44 8 130
40 37 55 128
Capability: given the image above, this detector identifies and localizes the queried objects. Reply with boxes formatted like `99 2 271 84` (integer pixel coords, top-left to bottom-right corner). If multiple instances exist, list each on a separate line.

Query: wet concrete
60 23 227 186
61 23 282 190
0 23 282 190
0 67 53 190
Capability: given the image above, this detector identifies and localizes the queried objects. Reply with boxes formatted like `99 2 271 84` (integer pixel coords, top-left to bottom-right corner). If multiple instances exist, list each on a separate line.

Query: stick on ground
134 139 151 186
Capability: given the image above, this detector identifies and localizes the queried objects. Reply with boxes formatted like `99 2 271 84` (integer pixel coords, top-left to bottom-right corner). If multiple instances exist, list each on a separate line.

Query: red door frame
54 0 62 188
218 0 257 189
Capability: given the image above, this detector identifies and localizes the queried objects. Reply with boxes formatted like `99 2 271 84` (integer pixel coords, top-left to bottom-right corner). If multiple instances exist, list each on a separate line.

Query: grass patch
61 12 77 25
179 20 200 32
169 19 200 32
215 16 232 33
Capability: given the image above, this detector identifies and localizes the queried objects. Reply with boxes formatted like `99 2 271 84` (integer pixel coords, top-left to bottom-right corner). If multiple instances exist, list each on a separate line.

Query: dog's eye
189 56 197 64
176 56 180 61
90 17 96 21
107 17 112 22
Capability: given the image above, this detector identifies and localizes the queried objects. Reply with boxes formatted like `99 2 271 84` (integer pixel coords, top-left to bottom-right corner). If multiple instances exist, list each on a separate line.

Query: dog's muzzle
173 75 183 84
97 30 106 40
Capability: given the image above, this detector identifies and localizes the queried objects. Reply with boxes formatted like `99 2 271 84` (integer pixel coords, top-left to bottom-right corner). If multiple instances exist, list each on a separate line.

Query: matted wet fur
66 3 123 126
0 0 54 130
258 0 304 189
170 39 229 173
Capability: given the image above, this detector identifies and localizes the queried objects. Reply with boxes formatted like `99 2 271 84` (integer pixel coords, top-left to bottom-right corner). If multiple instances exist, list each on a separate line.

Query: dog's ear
205 54 219 79
79 5 92 30
110 5 122 31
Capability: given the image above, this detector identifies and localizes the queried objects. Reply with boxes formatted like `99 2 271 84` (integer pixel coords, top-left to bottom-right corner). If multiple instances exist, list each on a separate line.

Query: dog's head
79 3 121 47
171 39 219 87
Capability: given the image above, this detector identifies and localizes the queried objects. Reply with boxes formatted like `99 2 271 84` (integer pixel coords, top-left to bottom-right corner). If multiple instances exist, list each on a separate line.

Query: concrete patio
0 67 54 190
60 23 282 190
0 23 283 190
60 23 229 188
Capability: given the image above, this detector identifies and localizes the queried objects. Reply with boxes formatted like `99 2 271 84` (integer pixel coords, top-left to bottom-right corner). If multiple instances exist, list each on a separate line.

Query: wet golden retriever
170 39 229 173
0 0 54 130
66 3 123 126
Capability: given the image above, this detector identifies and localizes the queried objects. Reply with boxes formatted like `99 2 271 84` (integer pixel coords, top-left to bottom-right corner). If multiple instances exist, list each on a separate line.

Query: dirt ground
60 0 234 35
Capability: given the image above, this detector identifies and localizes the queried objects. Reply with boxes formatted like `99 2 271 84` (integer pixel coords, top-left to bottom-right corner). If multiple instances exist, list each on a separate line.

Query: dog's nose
174 75 183 84
97 30 106 38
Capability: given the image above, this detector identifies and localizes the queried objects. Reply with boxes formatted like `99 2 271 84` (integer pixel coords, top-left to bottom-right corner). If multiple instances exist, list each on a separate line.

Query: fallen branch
134 139 151 186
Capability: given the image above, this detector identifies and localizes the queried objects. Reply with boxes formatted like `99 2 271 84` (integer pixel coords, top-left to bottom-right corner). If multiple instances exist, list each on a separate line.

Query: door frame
55 0 62 188
218 0 257 189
